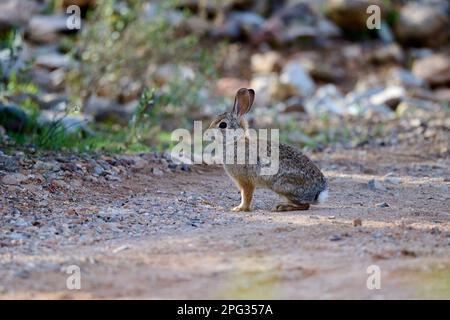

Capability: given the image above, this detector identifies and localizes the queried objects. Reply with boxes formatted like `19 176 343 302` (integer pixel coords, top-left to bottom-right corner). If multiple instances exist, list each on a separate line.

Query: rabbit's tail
317 189 329 204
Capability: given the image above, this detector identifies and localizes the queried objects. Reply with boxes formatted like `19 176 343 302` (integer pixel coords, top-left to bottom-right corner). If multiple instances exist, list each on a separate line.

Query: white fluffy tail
317 189 329 204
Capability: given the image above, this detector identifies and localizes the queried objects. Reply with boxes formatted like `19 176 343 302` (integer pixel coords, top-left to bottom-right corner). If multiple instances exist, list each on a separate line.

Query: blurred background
0 0 449 155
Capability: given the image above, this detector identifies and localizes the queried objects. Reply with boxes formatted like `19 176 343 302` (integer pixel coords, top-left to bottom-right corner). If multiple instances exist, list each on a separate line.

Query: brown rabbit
209 88 328 212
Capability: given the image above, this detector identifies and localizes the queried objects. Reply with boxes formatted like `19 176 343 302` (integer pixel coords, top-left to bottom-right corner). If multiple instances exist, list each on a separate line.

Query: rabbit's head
209 88 255 133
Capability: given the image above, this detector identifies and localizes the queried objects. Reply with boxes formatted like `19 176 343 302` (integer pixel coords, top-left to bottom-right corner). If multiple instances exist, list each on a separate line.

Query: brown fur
209 88 328 212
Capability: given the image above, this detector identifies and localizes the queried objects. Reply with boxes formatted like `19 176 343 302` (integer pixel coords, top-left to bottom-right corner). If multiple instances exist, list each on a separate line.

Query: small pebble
376 202 389 208
329 234 342 241
112 245 129 254
353 218 362 227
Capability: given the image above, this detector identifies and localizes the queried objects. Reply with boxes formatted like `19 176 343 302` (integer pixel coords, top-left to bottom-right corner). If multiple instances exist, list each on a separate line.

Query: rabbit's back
223 141 327 204
262 143 328 203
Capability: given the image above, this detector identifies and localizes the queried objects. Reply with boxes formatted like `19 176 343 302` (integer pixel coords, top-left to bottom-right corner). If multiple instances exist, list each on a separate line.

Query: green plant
68 0 221 110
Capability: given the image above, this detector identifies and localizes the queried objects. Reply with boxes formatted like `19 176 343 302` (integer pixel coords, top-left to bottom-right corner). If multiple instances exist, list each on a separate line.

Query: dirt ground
0 146 449 299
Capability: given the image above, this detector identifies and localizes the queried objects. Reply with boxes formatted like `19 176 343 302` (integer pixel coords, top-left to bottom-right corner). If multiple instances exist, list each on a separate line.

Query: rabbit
208 88 328 212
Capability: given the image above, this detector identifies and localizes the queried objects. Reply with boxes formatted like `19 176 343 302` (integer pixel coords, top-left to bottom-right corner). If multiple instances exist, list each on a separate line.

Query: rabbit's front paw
232 205 251 212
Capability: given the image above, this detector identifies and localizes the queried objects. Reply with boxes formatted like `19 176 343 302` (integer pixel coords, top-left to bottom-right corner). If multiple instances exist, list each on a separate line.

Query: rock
105 175 121 182
152 167 164 176
51 179 69 190
153 64 195 86
0 104 29 133
62 0 95 9
369 86 404 110
279 61 316 98
0 154 19 172
131 157 147 171
2 173 28 185
37 94 70 111
92 165 104 176
93 108 133 126
216 11 265 40
34 53 73 70
394 3 449 47
389 68 426 89
304 84 345 116
84 95 116 115
434 88 450 103
305 62 345 83
38 111 92 134
33 160 60 172
30 68 66 91
26 14 71 43
412 54 450 87
353 218 362 227
249 73 279 106
250 51 282 74
345 87 395 117
373 231 385 239
256 3 340 45
329 234 342 241
430 227 441 235
326 0 385 33
370 43 404 64
368 179 384 191
376 202 389 208
396 98 442 117
112 245 129 254
180 164 190 172
384 176 401 185
0 0 38 31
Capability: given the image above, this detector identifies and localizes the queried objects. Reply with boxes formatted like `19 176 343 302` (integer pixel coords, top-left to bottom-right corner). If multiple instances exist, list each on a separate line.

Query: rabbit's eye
219 122 227 129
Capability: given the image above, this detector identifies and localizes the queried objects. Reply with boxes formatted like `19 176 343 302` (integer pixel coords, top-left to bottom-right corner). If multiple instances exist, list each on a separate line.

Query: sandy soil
0 147 449 299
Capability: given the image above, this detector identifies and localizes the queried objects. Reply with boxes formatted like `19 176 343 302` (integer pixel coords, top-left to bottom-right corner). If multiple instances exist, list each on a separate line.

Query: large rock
0 104 29 133
326 0 385 33
34 53 73 70
394 3 449 47
250 51 282 74
256 2 340 45
278 61 316 98
249 73 279 106
38 110 92 135
26 14 71 43
345 86 397 117
369 43 404 64
63 0 95 8
1 172 28 185
304 84 345 116
0 0 38 31
368 86 404 110
215 11 265 40
412 54 450 87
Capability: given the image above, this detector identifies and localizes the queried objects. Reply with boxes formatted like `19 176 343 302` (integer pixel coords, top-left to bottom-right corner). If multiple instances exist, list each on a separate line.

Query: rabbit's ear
232 88 255 118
